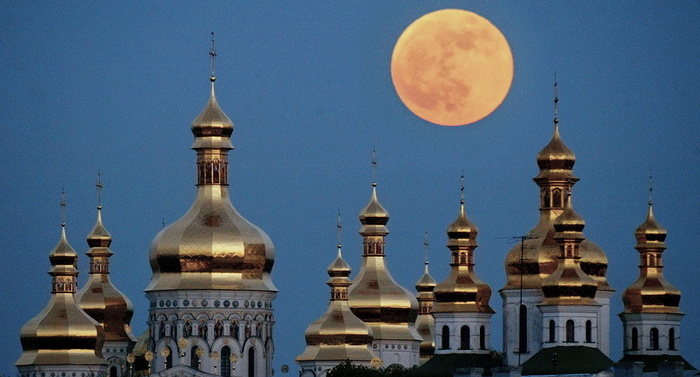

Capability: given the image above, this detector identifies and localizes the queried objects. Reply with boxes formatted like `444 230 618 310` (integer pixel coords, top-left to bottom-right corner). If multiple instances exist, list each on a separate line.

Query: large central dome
145 80 276 292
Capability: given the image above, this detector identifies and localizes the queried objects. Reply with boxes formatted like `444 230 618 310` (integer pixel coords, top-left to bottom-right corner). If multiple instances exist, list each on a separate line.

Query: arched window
566 320 575 342
164 347 173 369
110 366 117 377
549 320 556 342
221 346 231 377
553 189 562 208
248 347 256 377
191 346 200 370
669 328 676 350
543 189 551 208
518 305 528 352
631 327 639 350
650 328 659 350
480 326 486 350
585 321 592 343
441 326 450 350
460 326 470 350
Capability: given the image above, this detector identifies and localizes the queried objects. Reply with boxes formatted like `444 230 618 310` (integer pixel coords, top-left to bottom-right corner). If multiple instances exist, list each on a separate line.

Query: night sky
1 2 698 374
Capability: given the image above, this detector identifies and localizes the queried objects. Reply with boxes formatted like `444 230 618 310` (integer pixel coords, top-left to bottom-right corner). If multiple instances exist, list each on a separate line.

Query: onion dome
503 112 610 292
146 76 276 293
77 198 137 343
17 217 106 367
415 259 436 363
434 194 494 314
296 245 375 363
622 201 681 314
348 182 422 342
540 196 598 305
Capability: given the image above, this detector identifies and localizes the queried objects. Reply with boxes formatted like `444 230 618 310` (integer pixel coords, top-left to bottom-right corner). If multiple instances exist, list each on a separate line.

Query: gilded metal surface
16 226 105 367
434 201 494 314
622 203 682 314
540 199 599 306
296 247 375 363
414 263 435 363
348 184 422 342
146 81 275 293
77 207 137 343
503 124 611 292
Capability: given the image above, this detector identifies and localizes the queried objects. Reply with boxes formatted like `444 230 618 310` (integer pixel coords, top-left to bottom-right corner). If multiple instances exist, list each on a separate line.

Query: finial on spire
337 212 342 249
460 172 465 205
423 230 429 265
209 32 217 82
553 75 559 128
60 189 67 227
371 147 377 187
648 169 654 206
96 171 103 210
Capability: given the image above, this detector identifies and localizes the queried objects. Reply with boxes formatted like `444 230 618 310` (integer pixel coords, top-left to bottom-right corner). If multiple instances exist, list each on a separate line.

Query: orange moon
391 9 514 126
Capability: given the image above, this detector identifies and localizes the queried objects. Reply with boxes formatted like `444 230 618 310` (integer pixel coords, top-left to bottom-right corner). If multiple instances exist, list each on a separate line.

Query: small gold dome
415 262 436 364
434 199 494 314
146 80 275 292
415 263 437 290
296 246 375 364
536 124 576 174
77 207 137 343
622 202 681 314
17 225 106 367
358 183 389 235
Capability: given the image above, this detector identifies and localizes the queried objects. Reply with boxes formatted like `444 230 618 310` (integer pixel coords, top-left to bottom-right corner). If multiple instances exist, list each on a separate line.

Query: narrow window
110 367 117 377
441 326 450 350
650 328 659 350
585 320 592 343
669 328 676 350
164 347 173 369
191 346 200 370
480 326 486 350
221 346 231 377
553 189 562 208
460 326 470 349
631 327 639 350
549 320 556 342
566 320 575 342
518 305 528 352
543 189 551 208
248 347 256 377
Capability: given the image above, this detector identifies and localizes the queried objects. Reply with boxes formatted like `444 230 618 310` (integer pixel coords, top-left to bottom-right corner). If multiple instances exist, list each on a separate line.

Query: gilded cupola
415 233 436 364
622 192 681 314
503 84 610 292
540 192 598 305
434 181 494 314
296 228 375 364
16 196 106 367
146 40 275 293
77 176 137 344
348 167 421 342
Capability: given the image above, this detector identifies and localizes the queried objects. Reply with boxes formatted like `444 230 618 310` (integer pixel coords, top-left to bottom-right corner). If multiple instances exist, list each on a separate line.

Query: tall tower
499 85 612 366
16 195 108 377
77 175 137 377
414 232 436 365
296 216 377 376
347 157 422 368
619 185 689 370
143 36 276 377
432 181 494 358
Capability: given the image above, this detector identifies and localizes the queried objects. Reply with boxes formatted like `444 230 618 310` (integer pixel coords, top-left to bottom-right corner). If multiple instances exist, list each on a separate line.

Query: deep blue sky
1 2 698 374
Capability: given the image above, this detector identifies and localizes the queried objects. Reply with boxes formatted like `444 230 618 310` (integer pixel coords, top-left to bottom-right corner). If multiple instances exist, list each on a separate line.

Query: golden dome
503 122 610 292
77 205 137 343
296 246 375 363
17 223 106 367
434 199 494 314
415 262 436 363
146 79 276 292
540 198 598 306
622 202 681 314
348 183 422 342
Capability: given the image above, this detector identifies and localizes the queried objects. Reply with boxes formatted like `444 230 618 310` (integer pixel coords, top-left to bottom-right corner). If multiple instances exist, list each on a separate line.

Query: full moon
391 9 513 126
